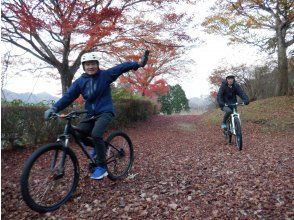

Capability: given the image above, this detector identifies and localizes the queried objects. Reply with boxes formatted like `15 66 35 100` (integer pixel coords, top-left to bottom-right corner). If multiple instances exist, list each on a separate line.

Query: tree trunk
275 26 289 96
288 58 294 95
59 68 74 95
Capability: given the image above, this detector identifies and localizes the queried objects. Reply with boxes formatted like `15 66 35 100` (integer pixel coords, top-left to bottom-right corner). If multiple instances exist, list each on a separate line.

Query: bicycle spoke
30 176 50 201
37 181 53 204
113 161 118 173
30 167 56 202
105 132 134 180
21 145 79 212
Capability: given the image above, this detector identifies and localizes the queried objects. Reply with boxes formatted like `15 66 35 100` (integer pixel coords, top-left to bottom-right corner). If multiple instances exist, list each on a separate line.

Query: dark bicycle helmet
226 75 235 80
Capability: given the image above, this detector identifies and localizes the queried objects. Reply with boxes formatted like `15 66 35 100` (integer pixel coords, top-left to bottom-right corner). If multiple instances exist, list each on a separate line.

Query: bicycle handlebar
50 110 88 120
225 102 244 107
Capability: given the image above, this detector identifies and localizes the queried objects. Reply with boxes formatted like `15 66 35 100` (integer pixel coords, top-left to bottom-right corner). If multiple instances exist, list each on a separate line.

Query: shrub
1 105 65 149
1 98 156 149
112 98 156 127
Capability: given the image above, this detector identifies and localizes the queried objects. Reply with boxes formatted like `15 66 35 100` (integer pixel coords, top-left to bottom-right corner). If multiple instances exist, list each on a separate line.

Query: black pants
221 106 233 124
76 112 114 165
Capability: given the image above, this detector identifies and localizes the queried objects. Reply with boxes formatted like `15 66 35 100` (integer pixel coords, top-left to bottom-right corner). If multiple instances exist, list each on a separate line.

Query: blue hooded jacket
53 61 139 116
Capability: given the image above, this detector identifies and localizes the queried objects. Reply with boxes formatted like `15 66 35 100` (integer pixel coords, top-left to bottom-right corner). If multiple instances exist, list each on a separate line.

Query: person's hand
138 50 149 67
44 107 57 120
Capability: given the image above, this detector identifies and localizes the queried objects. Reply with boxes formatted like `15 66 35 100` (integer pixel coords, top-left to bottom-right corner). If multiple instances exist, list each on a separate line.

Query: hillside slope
203 96 294 131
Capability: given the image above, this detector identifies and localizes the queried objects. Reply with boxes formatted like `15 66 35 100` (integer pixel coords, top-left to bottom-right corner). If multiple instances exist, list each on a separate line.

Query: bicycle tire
225 120 232 144
20 143 80 213
234 117 243 151
105 131 134 181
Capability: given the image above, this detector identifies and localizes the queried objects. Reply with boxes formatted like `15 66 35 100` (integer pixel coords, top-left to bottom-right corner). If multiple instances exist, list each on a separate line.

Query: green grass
203 96 294 132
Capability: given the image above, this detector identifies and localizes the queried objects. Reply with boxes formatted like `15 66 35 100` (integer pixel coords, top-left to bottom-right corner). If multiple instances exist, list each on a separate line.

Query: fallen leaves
1 115 294 219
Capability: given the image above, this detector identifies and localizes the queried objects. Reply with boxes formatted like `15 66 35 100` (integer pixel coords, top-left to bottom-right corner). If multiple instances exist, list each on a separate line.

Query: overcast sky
2 36 268 99
2 1 272 99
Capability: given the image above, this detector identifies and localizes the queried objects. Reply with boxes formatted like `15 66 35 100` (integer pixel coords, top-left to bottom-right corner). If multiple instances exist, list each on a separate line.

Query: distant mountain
2 89 214 108
189 95 214 110
1 89 59 104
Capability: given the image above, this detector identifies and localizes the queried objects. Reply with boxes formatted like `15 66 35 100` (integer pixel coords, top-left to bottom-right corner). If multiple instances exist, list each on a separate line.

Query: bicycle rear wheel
20 143 79 213
234 117 243 151
105 131 134 181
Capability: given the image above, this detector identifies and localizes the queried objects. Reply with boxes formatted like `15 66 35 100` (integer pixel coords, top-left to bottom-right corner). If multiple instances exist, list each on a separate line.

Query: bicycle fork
230 109 241 136
51 135 70 179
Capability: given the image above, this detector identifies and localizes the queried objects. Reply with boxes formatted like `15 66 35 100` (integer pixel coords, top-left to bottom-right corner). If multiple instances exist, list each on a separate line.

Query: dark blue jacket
54 61 140 116
217 80 249 108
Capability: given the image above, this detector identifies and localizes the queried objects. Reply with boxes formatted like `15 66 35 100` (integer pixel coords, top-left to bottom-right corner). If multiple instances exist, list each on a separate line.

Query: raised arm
106 50 150 83
106 61 140 83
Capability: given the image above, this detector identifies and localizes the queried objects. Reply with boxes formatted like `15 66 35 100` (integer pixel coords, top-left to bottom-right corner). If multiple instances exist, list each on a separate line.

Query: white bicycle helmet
81 52 99 64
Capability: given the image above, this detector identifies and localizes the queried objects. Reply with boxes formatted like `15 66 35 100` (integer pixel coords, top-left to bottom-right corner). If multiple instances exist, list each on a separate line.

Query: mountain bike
20 110 134 213
223 103 244 151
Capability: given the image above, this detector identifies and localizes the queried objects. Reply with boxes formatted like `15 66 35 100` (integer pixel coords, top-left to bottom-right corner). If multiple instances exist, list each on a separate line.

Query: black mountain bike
20 110 134 213
223 103 244 151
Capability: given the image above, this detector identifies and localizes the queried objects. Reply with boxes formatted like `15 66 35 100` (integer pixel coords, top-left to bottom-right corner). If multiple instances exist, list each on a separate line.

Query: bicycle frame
229 107 241 136
54 115 120 174
53 117 96 175
225 103 243 136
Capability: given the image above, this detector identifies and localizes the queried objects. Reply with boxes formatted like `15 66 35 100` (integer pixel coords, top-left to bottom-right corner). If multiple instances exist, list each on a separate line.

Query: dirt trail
2 115 293 219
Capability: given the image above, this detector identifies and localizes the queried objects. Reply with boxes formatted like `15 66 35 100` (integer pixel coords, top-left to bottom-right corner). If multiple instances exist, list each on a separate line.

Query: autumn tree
209 64 254 89
1 51 12 101
2 0 195 95
118 41 192 97
202 0 294 96
208 63 278 100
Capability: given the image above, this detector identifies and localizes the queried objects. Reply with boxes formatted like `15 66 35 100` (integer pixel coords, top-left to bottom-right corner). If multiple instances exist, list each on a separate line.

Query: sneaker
221 123 227 129
90 166 108 180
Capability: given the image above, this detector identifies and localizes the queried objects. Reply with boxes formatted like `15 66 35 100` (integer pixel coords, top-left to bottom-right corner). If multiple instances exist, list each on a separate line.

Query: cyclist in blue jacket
217 75 249 129
45 50 149 180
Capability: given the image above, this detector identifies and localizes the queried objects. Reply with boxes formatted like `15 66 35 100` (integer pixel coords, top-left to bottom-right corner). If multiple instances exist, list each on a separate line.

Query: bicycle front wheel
20 143 80 213
225 120 232 144
105 131 134 181
234 117 243 151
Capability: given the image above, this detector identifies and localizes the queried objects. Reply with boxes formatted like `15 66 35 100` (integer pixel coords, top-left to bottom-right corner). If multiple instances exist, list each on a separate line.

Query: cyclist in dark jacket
44 50 149 180
217 75 249 129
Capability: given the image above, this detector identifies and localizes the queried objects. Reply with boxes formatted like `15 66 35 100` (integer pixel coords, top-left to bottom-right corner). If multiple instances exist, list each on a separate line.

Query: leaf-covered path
2 115 293 219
